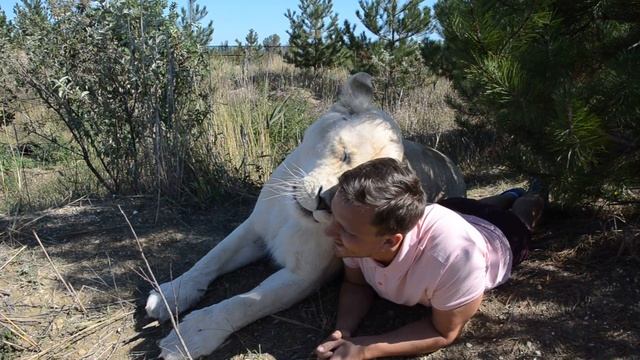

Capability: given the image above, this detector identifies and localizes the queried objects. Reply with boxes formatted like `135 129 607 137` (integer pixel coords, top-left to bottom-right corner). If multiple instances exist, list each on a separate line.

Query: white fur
145 73 465 359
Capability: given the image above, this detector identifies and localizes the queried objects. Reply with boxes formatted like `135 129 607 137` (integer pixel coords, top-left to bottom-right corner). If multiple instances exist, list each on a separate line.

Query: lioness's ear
337 72 374 114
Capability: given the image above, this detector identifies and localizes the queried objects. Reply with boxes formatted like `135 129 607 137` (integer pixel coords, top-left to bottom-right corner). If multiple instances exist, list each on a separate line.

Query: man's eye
341 229 354 238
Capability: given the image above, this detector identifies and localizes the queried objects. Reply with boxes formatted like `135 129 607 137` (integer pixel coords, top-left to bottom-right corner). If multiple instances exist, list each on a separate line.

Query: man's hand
315 330 365 360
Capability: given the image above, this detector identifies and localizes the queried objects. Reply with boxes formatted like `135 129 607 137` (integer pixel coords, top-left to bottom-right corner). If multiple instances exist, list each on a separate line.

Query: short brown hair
337 158 426 235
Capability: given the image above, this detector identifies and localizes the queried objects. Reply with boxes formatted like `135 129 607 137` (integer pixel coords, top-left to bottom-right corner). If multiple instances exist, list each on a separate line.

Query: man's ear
384 233 404 248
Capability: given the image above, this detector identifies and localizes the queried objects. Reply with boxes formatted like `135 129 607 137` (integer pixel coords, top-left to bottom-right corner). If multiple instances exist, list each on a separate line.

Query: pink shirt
343 204 512 311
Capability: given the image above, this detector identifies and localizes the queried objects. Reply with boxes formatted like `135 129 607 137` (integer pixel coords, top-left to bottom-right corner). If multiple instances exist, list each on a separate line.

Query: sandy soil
1 181 639 360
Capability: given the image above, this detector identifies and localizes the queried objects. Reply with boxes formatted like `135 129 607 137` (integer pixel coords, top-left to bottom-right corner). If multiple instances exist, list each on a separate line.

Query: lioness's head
266 73 405 224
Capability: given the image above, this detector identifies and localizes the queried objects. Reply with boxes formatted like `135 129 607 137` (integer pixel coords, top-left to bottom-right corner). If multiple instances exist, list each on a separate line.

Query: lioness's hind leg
146 219 265 321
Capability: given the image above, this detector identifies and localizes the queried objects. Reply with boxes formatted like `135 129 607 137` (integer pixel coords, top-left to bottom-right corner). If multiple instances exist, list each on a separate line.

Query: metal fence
208 45 290 57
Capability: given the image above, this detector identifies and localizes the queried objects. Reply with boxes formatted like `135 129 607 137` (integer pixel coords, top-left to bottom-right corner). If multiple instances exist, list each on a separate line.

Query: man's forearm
335 281 374 336
352 317 452 358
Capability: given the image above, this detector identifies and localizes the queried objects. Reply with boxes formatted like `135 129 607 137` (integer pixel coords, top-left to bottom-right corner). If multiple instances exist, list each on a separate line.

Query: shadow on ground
1 196 638 359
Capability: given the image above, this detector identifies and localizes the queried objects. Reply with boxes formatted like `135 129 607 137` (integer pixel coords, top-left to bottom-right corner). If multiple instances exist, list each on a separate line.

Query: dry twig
2 339 29 351
33 230 87 314
117 205 193 360
0 311 40 350
0 245 26 271
269 314 322 331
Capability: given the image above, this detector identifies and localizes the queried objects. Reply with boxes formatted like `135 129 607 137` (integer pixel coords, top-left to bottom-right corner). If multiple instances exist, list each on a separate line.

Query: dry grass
2 53 464 211
0 236 136 359
391 76 459 137
195 55 349 187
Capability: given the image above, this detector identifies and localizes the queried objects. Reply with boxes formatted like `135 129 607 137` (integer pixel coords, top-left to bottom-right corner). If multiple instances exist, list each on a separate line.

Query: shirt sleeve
342 257 360 268
430 247 486 311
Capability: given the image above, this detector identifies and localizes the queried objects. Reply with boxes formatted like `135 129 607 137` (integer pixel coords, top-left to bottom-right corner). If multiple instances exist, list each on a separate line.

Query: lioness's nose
316 185 337 211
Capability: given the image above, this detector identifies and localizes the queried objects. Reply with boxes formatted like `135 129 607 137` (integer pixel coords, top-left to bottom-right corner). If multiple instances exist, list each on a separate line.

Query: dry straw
33 230 87 314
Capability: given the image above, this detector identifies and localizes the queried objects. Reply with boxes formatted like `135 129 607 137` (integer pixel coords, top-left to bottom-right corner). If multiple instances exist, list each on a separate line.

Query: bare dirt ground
1 175 639 360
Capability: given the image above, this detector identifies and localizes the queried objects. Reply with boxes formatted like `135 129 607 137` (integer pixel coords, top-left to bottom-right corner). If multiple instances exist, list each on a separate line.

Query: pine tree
245 29 260 48
0 9 11 44
236 29 261 79
0 9 15 126
435 0 640 203
236 28 261 54
12 0 49 41
355 0 433 108
284 0 346 70
342 19 377 74
0 9 10 35
180 0 214 47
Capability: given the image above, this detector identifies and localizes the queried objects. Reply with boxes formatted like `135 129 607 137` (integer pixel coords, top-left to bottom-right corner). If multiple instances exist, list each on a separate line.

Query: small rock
535 350 542 356
466 342 473 348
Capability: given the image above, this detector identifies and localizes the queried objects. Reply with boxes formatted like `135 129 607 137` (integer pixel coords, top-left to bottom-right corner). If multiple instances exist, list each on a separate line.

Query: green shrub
7 0 214 198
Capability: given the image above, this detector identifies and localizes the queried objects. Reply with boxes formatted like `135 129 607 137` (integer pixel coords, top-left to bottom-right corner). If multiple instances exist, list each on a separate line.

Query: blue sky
0 0 438 44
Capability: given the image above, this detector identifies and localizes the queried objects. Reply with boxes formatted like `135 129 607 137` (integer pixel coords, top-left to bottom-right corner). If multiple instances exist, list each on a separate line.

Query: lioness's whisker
289 162 308 177
265 179 299 187
261 184 296 194
282 163 306 180
261 193 297 201
267 175 302 187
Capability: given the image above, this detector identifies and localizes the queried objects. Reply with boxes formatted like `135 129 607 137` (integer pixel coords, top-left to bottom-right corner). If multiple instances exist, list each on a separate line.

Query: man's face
324 190 388 259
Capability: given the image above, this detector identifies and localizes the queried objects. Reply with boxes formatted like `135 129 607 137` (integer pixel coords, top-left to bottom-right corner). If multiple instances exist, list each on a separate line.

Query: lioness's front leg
158 262 338 360
146 219 266 322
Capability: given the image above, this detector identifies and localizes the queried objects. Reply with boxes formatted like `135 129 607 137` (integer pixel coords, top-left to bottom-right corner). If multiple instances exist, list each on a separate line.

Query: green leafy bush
6 0 213 198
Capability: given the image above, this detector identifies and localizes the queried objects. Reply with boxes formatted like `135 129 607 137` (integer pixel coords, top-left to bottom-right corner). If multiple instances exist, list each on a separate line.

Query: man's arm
334 265 375 337
353 295 483 359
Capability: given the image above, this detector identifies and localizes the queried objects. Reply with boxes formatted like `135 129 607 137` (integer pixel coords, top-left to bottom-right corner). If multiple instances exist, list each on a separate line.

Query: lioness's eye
342 150 350 163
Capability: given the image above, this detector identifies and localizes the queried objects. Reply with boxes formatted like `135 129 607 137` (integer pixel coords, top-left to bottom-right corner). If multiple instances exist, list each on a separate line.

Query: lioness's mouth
294 199 313 216
293 196 319 223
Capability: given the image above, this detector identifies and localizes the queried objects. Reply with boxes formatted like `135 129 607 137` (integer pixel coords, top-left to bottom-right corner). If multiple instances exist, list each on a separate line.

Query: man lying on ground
316 157 545 359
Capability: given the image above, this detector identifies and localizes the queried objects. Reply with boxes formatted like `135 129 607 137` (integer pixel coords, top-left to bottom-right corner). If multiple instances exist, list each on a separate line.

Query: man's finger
316 350 333 359
316 339 344 354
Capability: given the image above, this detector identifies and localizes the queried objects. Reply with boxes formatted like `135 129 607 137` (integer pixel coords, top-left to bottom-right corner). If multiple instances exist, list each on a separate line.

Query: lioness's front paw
145 278 205 322
158 308 230 359
145 290 171 322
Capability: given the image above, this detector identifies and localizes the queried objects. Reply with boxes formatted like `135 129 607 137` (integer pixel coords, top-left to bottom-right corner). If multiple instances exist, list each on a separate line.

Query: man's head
325 158 427 262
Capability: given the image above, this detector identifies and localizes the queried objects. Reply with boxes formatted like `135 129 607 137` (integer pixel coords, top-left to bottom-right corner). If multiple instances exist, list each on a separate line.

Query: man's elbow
437 330 461 348
418 335 454 355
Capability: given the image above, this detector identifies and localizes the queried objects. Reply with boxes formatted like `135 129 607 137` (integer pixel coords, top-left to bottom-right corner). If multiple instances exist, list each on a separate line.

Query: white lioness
146 73 466 359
